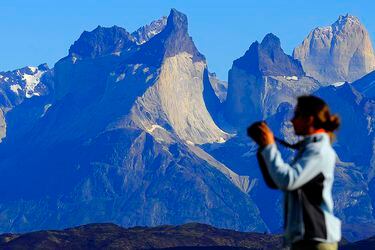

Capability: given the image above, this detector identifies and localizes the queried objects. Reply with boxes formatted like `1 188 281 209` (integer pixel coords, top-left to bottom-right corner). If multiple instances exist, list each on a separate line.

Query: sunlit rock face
208 72 228 103
294 14 375 84
132 52 228 145
100 8 228 145
225 33 319 129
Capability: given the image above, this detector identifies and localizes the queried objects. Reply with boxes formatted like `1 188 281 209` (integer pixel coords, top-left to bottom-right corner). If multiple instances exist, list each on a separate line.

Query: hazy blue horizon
1 0 375 80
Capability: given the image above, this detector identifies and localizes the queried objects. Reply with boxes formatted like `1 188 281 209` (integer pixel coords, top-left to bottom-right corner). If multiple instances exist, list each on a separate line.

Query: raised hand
247 121 275 147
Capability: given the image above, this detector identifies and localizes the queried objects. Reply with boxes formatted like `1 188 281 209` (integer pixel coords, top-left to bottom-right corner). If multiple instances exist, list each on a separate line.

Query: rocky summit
294 14 375 84
233 33 305 78
69 25 136 59
224 33 319 127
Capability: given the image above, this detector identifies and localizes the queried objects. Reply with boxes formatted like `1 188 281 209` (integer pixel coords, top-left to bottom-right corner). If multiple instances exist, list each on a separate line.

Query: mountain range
0 8 374 243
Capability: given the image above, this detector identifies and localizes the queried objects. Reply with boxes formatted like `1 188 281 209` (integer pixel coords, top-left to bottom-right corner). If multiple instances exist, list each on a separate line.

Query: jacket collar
301 132 329 146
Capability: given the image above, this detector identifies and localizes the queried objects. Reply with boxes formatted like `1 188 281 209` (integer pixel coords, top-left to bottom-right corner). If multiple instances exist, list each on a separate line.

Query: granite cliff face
208 72 228 103
293 14 375 84
103 8 228 145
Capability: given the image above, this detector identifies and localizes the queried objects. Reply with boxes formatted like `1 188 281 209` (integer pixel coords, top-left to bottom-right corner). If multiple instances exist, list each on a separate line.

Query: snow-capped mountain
294 14 375 84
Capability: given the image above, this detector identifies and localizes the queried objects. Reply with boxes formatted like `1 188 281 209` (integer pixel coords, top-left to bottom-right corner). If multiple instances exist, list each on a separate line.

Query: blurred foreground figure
248 95 341 250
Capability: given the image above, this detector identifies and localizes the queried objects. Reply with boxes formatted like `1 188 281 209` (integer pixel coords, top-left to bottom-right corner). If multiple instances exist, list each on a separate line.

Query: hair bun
324 115 340 132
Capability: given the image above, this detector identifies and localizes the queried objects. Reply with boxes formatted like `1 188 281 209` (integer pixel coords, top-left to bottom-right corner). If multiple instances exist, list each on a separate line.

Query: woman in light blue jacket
249 96 341 250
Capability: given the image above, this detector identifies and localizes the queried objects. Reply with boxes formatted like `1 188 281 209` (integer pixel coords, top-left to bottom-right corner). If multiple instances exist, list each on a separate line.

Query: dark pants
291 240 338 250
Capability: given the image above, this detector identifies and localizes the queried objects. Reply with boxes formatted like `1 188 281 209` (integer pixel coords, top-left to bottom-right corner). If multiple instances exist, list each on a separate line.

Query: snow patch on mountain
283 76 299 81
132 16 168 45
0 66 48 99
22 68 45 98
41 104 52 118
332 81 346 87
116 73 126 82
146 124 166 133
10 84 22 95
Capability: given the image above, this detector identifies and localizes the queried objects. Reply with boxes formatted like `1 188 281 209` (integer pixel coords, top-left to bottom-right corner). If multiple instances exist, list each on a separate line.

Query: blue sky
1 0 375 79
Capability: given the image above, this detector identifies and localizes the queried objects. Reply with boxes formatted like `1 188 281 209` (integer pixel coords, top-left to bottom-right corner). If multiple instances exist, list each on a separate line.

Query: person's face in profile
291 106 314 136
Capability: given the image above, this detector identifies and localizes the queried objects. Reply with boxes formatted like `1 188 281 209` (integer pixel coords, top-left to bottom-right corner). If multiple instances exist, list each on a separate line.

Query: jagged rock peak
68 25 136 59
293 14 375 84
260 33 281 50
129 8 205 66
166 8 188 33
333 14 361 31
131 16 168 45
233 33 305 77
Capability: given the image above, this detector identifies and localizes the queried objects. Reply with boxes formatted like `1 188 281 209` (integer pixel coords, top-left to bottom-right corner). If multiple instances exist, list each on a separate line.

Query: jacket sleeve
256 150 278 189
259 143 323 191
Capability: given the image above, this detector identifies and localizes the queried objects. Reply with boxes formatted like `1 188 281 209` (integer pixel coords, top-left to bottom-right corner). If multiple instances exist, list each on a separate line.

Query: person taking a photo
248 95 341 250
